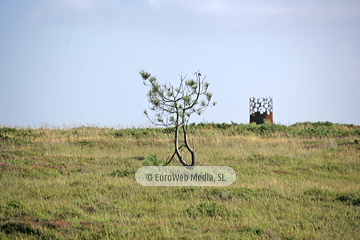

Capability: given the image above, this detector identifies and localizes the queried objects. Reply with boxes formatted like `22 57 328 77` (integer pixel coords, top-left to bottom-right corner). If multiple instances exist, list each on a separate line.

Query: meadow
0 122 359 239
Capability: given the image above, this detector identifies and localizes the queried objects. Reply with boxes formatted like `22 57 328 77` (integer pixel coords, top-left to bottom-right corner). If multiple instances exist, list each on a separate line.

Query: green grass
0 122 359 239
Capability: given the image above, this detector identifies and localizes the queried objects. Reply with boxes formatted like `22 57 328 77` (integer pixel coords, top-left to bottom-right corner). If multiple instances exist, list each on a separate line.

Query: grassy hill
0 122 359 239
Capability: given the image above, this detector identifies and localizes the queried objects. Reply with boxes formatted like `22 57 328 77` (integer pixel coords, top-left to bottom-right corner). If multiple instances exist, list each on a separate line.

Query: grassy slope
0 123 359 239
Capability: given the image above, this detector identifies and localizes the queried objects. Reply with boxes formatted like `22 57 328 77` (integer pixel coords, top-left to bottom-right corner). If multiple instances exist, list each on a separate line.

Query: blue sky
1 0 359 128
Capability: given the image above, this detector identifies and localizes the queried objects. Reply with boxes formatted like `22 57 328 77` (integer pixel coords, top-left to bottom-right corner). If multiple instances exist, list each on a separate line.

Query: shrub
142 153 161 166
110 168 135 177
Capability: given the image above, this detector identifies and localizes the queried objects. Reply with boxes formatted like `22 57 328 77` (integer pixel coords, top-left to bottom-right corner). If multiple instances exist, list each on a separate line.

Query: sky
1 0 360 128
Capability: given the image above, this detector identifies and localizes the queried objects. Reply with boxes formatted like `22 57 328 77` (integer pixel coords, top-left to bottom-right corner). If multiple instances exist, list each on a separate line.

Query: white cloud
167 0 360 21
27 0 360 24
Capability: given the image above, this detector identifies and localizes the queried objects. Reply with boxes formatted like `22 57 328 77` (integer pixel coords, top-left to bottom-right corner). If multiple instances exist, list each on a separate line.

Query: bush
142 153 161 166
109 168 135 177
114 129 150 138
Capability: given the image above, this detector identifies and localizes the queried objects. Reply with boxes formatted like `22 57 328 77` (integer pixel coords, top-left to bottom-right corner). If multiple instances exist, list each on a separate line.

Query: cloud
27 0 360 26
153 0 360 21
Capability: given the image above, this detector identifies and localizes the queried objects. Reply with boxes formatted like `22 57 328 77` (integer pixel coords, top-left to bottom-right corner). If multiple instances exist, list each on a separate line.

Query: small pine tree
139 70 216 166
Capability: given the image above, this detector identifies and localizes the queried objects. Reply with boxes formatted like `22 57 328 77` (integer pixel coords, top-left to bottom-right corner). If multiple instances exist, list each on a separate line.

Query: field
0 122 359 239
